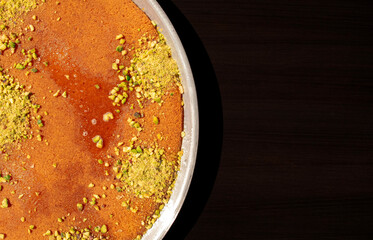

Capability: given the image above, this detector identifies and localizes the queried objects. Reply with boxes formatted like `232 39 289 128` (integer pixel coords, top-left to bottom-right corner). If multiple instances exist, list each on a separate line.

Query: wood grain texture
159 0 373 239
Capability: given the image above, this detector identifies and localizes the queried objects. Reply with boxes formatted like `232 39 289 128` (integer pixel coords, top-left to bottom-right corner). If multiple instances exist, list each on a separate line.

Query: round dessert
0 0 184 239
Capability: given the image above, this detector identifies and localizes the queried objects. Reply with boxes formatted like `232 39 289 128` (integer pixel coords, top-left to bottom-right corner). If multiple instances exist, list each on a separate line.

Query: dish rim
131 0 199 239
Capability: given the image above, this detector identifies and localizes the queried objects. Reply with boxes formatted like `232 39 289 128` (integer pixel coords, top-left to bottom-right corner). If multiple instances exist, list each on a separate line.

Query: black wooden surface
159 1 373 239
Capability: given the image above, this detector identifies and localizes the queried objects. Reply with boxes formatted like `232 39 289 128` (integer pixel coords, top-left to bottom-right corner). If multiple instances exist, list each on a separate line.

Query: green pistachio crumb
0 0 37 23
77 203 83 211
15 63 25 70
96 138 103 148
103 112 114 122
1 198 9 208
115 34 123 40
116 46 123 52
101 225 107 233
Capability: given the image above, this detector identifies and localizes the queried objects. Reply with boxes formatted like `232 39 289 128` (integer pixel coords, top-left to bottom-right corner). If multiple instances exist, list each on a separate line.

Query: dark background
159 1 373 239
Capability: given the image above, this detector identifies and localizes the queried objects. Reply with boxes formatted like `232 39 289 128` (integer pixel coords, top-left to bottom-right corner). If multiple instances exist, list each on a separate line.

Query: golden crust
0 0 183 239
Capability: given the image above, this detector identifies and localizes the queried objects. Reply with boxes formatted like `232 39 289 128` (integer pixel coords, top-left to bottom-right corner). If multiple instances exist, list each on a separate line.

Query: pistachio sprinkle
0 0 37 23
123 33 182 104
114 144 178 199
0 72 36 151
1 198 9 208
43 226 109 240
92 135 104 148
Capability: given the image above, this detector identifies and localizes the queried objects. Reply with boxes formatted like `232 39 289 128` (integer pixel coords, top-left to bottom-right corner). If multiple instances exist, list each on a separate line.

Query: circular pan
132 0 199 239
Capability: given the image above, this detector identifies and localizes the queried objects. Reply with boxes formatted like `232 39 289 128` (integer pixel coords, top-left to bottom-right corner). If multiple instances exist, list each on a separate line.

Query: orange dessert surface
0 0 184 239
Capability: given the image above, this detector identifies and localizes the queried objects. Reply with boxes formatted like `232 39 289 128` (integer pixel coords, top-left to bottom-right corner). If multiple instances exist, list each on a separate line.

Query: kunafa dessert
0 0 184 239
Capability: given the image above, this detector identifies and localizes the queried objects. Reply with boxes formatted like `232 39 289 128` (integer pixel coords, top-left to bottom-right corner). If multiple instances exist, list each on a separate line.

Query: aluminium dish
132 1 199 239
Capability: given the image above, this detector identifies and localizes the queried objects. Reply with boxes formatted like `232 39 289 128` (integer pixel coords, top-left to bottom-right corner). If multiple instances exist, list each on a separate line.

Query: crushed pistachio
0 0 37 23
43 226 109 239
116 45 123 52
37 119 44 127
127 118 143 132
52 90 60 97
14 48 39 71
108 81 128 107
119 33 182 105
76 203 83 211
92 135 100 143
153 116 159 125
36 134 42 141
96 138 103 148
116 34 124 40
0 172 12 183
103 112 114 122
114 144 177 199
100 225 107 234
0 74 36 151
90 198 96 206
112 63 118 70
1 198 9 208
92 135 104 148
